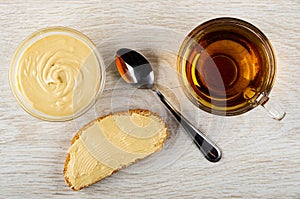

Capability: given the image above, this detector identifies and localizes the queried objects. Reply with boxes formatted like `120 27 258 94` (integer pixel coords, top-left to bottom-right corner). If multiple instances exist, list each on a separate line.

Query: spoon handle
155 90 222 162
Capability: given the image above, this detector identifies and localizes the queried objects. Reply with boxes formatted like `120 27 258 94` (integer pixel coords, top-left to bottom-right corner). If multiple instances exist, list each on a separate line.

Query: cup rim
177 17 276 116
9 26 106 121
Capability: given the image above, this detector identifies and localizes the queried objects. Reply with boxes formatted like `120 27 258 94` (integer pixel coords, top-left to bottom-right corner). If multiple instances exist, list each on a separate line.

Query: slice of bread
64 109 168 190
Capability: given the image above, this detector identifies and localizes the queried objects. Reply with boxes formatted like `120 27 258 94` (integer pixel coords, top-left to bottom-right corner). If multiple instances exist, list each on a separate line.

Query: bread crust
64 109 168 190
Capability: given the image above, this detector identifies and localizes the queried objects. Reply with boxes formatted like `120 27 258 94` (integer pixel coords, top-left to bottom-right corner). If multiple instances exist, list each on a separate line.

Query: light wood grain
1 0 300 198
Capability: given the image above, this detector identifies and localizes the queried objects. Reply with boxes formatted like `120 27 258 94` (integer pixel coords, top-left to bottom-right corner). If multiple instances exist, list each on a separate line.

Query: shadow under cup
177 17 285 120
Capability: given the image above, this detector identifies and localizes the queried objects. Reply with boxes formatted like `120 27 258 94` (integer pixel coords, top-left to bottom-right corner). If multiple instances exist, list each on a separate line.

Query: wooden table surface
1 0 300 198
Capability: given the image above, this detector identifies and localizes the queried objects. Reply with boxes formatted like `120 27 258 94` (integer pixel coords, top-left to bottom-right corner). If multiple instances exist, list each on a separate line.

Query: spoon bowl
116 48 154 88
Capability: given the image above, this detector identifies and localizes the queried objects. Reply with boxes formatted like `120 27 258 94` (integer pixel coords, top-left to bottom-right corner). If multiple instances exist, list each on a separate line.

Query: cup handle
259 95 286 121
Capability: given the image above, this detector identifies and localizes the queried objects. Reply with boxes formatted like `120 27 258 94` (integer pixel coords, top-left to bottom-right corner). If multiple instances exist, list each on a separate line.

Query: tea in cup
177 17 285 120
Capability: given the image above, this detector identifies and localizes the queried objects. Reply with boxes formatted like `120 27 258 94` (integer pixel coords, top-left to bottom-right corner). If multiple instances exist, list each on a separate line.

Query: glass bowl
9 27 105 121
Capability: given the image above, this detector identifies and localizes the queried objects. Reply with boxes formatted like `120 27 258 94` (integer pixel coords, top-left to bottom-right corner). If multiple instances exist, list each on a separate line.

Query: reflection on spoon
115 48 222 162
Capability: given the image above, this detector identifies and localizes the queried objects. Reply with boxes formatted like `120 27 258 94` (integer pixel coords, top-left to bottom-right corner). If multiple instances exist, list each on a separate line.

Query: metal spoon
115 48 222 162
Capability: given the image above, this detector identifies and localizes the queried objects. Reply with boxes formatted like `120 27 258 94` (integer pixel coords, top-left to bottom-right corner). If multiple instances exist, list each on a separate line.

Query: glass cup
177 17 285 120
